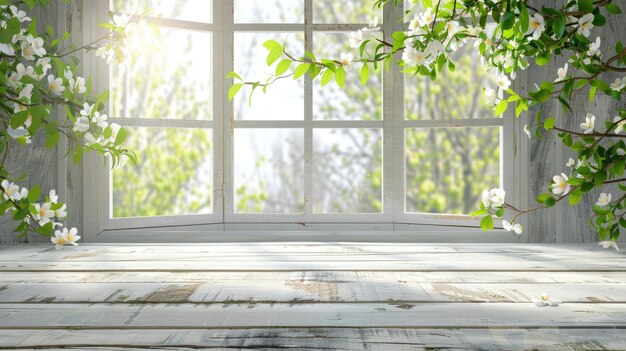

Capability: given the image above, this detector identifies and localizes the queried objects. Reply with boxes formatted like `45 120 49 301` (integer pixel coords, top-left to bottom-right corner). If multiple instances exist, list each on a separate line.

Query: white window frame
79 0 527 242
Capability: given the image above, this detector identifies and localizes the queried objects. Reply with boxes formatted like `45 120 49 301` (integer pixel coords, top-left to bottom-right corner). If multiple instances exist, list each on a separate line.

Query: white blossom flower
9 5 31 22
7 127 30 141
418 8 435 27
348 30 363 48
533 293 561 307
48 189 58 203
112 13 131 28
1 180 20 201
580 113 595 134
64 69 73 80
445 21 460 36
610 77 625 91
64 227 80 246
555 63 568 82
80 103 94 117
92 111 108 128
34 203 55 225
566 158 576 167
0 43 15 56
599 240 620 251
408 15 422 34
402 47 427 66
339 53 353 70
526 13 545 40
55 204 67 219
502 220 523 235
69 76 86 94
524 124 532 139
596 193 612 207
47 75 65 95
587 37 601 57
37 57 51 72
51 230 67 249
362 16 380 32
495 73 511 98
484 88 496 104
73 116 90 133
576 13 594 37
481 187 506 212
551 173 570 195
614 116 626 133
617 148 626 156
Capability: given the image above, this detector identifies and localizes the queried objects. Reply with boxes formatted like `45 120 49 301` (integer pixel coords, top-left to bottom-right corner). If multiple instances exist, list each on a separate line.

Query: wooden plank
2 270 625 284
0 328 624 350
0 303 624 328
0 282 624 303
1 250 622 263
1 256 624 271
0 243 621 257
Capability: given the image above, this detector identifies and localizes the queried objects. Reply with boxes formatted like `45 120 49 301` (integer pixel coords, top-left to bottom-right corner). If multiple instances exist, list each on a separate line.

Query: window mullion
383 2 405 223
304 0 313 219
223 0 235 222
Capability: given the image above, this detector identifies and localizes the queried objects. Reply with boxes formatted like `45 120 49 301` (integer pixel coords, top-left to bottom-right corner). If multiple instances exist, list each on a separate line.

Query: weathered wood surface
1 328 624 350
1 302 625 328
0 243 624 349
0 281 624 303
526 3 626 243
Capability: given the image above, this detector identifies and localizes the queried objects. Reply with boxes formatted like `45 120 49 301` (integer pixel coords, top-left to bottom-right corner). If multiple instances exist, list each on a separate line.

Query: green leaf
28 185 41 203
519 3 529 34
536 51 551 66
262 39 282 51
228 83 243 101
578 0 593 12
536 193 553 203
480 215 494 231
35 222 54 237
320 69 334 87
360 64 369 85
114 127 127 146
552 14 566 37
569 189 583 206
495 100 508 116
335 66 345 88
0 18 21 44
227 72 242 81
471 209 489 217
275 59 291 76
606 4 622 14
543 197 556 208
45 122 59 149
266 48 283 66
9 111 29 129
501 12 515 30
544 117 555 130
293 63 310 79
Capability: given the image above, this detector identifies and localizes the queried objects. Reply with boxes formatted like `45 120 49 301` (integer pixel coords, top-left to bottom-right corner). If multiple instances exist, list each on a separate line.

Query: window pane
234 33 304 120
110 28 212 120
405 44 497 120
405 127 500 214
112 127 213 218
313 33 382 121
234 129 305 213
313 0 381 23
235 0 304 23
313 129 382 213
111 0 213 23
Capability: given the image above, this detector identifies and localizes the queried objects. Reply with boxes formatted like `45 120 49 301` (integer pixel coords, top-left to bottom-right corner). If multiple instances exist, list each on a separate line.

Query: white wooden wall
1 0 624 243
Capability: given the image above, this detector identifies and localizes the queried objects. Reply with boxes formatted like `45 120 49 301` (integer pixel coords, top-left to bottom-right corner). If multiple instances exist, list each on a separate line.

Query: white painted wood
0 254 624 271
0 281 623 303
0 302 624 328
1 328 623 350
2 270 625 284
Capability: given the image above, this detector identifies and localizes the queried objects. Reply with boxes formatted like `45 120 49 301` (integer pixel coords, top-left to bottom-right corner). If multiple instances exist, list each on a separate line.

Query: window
82 0 521 239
